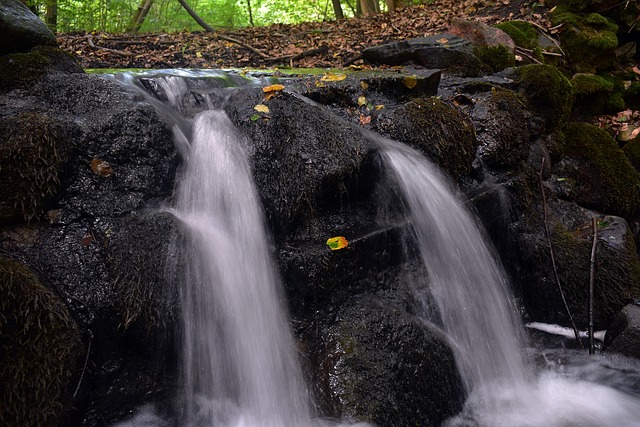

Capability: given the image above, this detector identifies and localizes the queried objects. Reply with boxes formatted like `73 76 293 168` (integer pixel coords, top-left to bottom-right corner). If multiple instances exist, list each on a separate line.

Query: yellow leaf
263 84 285 93
254 104 270 113
326 236 349 250
321 72 347 82
196 51 202 58
375 104 385 110
360 80 369 90
358 96 367 107
403 75 418 89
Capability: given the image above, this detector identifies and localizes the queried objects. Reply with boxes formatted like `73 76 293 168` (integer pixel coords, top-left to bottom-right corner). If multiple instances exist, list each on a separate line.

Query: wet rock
603 304 640 358
554 122 639 219
316 292 464 426
0 257 84 426
373 97 477 181
0 0 57 55
470 89 532 168
362 34 485 77
449 19 516 72
223 87 377 234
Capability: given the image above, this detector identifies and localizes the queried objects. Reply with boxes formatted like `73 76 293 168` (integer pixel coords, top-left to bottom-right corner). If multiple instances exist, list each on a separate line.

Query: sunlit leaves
254 104 270 113
326 236 348 250
263 83 285 100
321 72 347 82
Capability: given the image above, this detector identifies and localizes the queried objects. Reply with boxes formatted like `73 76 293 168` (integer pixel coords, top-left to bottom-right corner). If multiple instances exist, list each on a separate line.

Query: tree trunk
359 0 376 15
128 0 154 33
45 0 57 32
247 0 254 27
177 0 215 32
331 0 344 19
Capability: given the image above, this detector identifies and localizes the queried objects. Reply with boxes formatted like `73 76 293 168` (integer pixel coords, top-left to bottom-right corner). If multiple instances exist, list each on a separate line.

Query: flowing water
112 71 640 426
375 135 640 426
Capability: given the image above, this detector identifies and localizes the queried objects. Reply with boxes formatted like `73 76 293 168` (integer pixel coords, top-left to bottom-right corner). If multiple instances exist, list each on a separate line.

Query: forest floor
57 0 551 70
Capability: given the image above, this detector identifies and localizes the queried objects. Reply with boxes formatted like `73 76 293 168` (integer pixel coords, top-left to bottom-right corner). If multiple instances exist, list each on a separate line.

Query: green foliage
27 0 358 33
0 257 83 426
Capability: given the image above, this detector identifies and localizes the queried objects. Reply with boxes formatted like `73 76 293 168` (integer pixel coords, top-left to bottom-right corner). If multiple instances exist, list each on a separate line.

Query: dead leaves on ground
58 0 550 70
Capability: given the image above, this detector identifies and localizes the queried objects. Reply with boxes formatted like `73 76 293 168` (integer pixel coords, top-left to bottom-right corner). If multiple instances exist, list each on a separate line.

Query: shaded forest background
19 0 450 33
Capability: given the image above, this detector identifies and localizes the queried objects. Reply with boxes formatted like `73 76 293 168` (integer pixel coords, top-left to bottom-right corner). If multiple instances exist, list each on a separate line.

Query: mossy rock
472 45 515 73
557 122 639 218
0 112 72 223
516 64 573 131
0 45 83 92
495 21 544 62
570 73 616 116
0 257 83 426
551 9 619 72
373 97 477 181
623 135 640 172
473 89 532 168
521 213 640 329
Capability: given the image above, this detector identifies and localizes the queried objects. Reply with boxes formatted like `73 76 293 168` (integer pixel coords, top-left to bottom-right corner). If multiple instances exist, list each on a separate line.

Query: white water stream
377 136 640 426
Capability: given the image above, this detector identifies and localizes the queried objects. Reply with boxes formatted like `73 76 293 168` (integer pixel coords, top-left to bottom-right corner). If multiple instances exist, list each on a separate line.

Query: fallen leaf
326 236 349 250
254 104 270 113
321 72 347 82
358 96 367 106
250 114 261 121
263 83 285 93
359 114 371 125
403 75 418 89
90 158 112 177
375 104 385 110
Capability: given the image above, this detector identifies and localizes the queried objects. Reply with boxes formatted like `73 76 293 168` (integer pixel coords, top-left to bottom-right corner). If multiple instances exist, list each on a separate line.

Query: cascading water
174 110 311 427
375 135 640 426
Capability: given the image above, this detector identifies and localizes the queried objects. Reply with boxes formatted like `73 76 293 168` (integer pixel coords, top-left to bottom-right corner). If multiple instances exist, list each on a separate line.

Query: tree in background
128 0 154 32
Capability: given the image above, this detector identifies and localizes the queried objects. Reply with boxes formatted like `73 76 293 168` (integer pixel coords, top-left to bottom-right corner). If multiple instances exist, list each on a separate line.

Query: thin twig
73 330 93 398
538 158 583 348
516 47 542 64
589 217 598 355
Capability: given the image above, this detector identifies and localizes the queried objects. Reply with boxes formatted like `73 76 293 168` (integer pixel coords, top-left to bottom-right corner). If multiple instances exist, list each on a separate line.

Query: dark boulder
603 304 640 358
0 0 57 55
362 34 485 77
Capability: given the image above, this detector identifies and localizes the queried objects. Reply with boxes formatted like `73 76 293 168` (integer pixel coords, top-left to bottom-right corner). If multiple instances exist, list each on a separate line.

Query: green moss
375 97 477 180
623 136 640 172
517 64 573 130
0 257 83 426
547 218 640 328
571 73 614 95
570 73 617 116
551 9 619 72
605 92 625 111
0 45 83 92
473 45 515 73
0 112 69 223
561 122 640 218
496 21 539 50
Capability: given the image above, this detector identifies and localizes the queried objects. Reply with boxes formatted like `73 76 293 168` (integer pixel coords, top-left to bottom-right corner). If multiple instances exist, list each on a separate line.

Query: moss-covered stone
0 45 83 92
551 8 619 72
516 64 574 131
0 112 72 223
495 21 544 62
473 89 532 168
0 257 83 426
623 135 640 172
558 122 640 218
373 97 477 181
473 44 515 73
570 73 616 116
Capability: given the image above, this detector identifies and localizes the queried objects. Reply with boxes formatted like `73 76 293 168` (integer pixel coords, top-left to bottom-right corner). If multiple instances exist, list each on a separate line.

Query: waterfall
378 137 531 395
174 110 311 426
376 136 640 426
